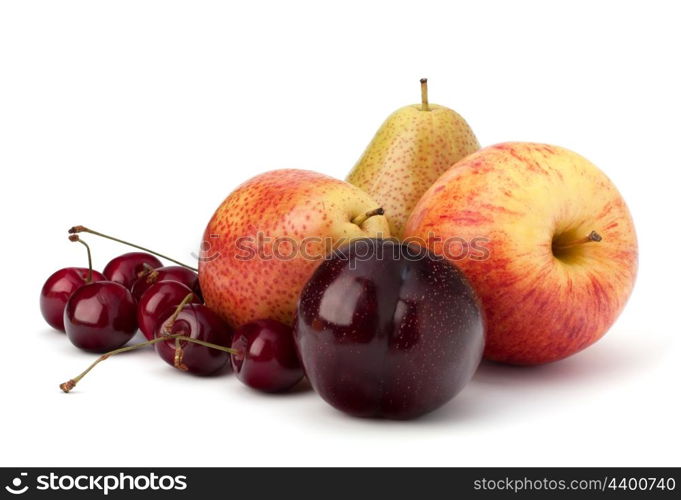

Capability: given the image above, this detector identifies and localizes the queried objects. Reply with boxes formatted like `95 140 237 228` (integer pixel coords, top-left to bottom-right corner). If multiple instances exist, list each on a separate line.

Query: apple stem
59 333 238 393
420 78 430 111
69 234 93 283
554 230 603 251
351 207 385 227
68 225 198 272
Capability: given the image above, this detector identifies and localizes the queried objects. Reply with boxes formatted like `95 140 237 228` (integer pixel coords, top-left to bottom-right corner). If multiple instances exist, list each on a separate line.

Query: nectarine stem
351 207 385 226
68 225 198 272
69 234 93 283
59 333 238 393
553 230 602 251
420 78 429 111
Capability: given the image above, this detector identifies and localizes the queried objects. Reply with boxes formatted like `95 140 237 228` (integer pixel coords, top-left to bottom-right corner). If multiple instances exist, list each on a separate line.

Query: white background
1 0 679 467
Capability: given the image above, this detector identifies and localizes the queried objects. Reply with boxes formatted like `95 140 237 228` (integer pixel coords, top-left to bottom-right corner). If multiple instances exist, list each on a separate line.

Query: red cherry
64 281 138 352
137 281 201 340
40 268 107 332
231 319 304 392
155 304 233 376
131 266 199 303
103 252 162 289
67 226 201 301
60 312 239 393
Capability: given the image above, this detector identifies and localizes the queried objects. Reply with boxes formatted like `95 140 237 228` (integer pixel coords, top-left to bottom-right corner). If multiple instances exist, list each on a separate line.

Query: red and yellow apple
199 169 390 327
404 142 638 364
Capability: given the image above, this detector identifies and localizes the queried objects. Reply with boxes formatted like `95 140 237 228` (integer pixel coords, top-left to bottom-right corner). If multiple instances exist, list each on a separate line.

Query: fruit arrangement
44 79 637 419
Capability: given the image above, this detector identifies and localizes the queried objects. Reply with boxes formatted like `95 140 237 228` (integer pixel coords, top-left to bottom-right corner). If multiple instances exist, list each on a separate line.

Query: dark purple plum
294 238 484 419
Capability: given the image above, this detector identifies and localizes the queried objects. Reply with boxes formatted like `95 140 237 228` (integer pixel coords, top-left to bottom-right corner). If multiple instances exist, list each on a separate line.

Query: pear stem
420 78 429 111
553 230 602 251
69 234 93 283
59 333 238 393
352 207 385 226
68 225 198 272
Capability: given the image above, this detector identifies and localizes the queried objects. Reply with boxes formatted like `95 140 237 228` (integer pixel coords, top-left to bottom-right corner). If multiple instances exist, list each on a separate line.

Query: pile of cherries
40 227 303 393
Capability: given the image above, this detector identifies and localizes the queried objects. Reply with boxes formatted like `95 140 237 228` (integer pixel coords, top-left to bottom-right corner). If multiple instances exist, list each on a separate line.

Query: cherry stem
554 230 603 250
420 78 429 111
139 262 156 278
68 225 198 272
352 207 385 226
59 333 238 393
174 337 186 371
163 293 195 335
69 234 93 283
161 292 196 371
137 263 161 286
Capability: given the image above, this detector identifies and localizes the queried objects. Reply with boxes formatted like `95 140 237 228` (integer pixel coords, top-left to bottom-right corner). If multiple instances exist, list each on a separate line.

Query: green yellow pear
347 79 480 237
